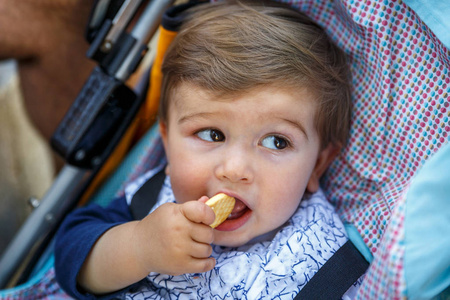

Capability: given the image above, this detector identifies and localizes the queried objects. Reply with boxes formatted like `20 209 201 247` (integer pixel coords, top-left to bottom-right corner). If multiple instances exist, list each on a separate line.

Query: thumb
197 196 209 204
181 201 215 225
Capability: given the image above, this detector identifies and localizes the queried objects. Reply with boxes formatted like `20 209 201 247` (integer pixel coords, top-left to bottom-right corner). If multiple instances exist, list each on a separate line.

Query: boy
55 0 353 299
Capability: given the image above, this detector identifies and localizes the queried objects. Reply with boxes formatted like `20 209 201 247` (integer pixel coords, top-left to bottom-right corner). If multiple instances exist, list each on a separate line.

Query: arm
54 196 132 299
56 196 216 297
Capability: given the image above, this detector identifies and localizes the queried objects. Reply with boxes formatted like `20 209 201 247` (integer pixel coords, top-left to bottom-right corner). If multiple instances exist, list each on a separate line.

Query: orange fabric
135 25 178 140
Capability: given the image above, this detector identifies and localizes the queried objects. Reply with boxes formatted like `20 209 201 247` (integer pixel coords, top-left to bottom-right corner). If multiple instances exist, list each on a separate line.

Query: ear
159 120 168 144
306 143 341 193
159 120 170 176
159 119 170 153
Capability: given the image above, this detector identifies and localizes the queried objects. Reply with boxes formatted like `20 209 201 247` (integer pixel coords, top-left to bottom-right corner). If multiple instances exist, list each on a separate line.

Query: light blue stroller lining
403 0 450 49
404 141 450 299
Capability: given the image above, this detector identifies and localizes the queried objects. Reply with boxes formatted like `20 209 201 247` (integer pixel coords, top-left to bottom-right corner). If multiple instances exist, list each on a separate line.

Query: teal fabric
404 141 450 299
0 256 55 297
403 0 450 49
90 123 161 207
344 223 373 263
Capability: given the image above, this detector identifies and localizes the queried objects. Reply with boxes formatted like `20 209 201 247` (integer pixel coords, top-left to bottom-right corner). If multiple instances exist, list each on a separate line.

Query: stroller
0 0 449 299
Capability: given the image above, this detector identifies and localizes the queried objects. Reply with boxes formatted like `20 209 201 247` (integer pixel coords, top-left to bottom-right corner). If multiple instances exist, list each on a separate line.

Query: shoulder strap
295 240 369 300
130 167 166 220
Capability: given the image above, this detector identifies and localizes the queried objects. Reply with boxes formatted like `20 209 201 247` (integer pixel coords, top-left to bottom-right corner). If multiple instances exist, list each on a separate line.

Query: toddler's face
160 82 327 247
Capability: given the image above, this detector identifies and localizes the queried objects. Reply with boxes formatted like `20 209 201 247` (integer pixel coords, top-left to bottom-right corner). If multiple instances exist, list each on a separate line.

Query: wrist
129 220 157 278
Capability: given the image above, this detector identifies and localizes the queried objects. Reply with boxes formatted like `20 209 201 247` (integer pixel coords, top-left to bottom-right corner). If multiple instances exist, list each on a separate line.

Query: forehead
169 82 318 112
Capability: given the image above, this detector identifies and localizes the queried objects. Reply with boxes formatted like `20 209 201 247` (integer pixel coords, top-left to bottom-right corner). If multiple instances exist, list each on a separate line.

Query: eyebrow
281 118 309 140
177 112 216 124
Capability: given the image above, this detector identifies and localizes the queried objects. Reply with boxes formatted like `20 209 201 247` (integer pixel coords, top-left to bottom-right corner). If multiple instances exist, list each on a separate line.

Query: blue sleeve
54 196 139 300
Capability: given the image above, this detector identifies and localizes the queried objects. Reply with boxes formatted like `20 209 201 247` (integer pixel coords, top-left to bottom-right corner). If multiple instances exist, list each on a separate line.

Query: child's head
159 0 351 149
158 0 351 247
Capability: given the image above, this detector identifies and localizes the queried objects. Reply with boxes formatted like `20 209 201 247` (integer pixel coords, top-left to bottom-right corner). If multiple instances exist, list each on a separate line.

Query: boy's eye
261 135 289 150
196 129 225 142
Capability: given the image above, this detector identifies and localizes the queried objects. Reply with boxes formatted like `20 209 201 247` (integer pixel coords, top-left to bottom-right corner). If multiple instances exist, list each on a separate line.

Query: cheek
259 168 310 220
264 187 303 223
167 152 207 204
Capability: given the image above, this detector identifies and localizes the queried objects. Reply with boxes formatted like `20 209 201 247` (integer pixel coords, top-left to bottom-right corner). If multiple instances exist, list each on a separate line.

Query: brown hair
159 0 351 148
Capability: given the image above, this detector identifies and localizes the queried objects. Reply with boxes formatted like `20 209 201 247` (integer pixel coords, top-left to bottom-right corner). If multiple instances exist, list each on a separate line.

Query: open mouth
215 198 251 231
227 198 249 219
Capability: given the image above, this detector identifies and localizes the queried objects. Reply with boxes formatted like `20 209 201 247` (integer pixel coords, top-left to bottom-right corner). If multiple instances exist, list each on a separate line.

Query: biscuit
205 193 235 228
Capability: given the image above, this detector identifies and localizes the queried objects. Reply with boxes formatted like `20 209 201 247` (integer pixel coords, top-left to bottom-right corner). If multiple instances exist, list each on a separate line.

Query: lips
215 198 251 231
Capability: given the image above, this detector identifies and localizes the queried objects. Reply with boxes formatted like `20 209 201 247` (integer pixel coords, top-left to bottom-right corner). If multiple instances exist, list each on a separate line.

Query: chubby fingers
181 200 216 227
183 237 215 274
182 257 216 275
181 201 215 246
197 195 209 204
179 201 217 274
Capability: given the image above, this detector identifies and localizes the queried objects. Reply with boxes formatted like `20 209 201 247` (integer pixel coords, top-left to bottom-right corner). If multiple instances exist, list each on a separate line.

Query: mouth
215 198 252 231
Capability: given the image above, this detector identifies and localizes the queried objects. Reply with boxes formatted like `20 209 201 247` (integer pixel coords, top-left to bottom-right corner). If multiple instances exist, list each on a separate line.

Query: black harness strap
130 167 166 220
294 240 369 300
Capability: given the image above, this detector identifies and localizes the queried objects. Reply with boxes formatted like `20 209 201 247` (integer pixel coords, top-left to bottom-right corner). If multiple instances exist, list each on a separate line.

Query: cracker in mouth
205 193 236 228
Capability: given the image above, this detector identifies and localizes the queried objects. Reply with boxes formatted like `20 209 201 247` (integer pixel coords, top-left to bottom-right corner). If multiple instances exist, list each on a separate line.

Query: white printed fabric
123 176 349 299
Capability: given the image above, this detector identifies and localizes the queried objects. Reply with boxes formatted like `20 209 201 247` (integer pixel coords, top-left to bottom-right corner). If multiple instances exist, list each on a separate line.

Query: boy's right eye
196 129 225 142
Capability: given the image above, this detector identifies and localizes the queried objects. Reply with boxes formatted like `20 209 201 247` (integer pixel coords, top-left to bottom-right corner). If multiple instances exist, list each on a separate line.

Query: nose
214 146 254 183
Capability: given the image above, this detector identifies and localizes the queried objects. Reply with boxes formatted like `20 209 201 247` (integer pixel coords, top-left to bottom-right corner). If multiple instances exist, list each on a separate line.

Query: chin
213 233 251 248
214 226 281 248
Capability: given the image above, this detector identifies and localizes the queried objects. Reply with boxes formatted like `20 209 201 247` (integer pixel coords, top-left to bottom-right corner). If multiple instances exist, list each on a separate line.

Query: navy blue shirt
54 196 141 299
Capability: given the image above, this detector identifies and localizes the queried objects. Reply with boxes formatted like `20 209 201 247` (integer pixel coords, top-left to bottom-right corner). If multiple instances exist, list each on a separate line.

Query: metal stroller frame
0 0 174 288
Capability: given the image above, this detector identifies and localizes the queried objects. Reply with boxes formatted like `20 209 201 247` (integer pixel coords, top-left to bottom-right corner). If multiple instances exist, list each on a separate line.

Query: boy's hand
132 198 216 276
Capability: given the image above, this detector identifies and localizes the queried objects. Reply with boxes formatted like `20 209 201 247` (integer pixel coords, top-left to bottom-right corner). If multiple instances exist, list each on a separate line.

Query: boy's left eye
261 135 289 150
196 129 225 142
